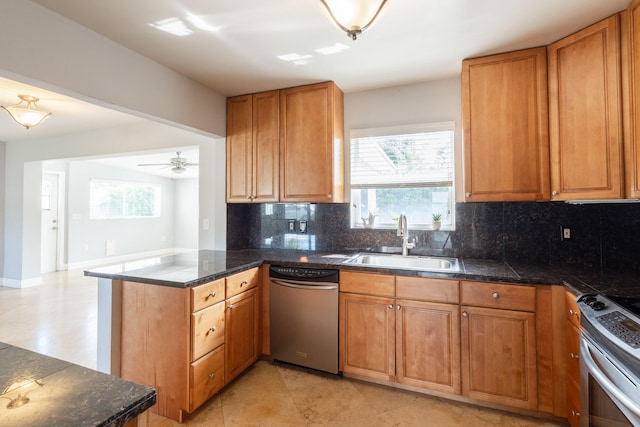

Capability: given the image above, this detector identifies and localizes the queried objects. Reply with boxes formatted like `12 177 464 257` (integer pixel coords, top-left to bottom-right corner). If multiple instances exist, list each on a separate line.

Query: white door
41 173 59 273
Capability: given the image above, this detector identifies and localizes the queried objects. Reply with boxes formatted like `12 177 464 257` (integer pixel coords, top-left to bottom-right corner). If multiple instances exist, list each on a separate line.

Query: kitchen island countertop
84 249 640 299
0 342 156 427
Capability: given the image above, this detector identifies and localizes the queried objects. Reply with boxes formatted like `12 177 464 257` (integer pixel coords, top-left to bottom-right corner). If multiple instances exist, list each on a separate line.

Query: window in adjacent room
90 180 161 219
349 122 455 229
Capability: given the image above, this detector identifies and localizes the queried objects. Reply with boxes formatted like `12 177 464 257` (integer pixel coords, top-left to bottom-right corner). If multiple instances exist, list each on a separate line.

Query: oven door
580 332 640 426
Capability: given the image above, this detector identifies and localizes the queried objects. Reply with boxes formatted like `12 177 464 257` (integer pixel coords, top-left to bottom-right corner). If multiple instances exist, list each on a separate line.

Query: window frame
89 179 162 220
348 122 456 230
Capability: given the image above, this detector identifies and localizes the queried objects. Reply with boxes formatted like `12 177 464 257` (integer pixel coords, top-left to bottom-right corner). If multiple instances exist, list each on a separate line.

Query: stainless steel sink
344 253 460 272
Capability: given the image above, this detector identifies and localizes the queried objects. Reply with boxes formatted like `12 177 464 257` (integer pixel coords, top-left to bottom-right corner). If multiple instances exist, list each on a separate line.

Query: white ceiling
0 0 633 145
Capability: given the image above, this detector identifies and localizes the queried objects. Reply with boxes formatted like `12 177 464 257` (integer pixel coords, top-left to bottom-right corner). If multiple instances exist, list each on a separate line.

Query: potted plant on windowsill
432 213 442 230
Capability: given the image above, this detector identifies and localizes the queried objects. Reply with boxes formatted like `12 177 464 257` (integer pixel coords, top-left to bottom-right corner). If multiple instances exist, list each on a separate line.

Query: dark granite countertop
85 249 640 299
0 343 156 427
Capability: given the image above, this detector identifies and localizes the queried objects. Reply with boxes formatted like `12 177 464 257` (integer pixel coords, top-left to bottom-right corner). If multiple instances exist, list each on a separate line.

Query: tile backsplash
227 201 640 271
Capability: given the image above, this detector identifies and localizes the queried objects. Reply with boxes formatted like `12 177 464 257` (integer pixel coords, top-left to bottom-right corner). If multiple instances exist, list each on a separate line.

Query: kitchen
2 0 640 426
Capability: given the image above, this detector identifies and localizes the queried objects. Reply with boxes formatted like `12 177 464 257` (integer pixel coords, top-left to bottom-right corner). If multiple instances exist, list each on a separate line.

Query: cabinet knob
570 352 579 360
492 292 499 299
209 373 216 379
462 311 468 318
388 304 393 309
209 326 216 332
397 305 401 310
569 309 579 317
465 192 471 198
552 190 558 196
228 304 235 310
570 410 580 417
209 292 216 299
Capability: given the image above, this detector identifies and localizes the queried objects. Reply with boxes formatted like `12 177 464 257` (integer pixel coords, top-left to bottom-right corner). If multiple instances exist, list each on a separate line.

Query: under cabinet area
118 267 261 422
226 81 344 204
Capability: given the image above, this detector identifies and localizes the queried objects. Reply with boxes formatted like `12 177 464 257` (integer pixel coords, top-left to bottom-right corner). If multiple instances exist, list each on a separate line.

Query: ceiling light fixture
320 0 388 40
1 95 51 129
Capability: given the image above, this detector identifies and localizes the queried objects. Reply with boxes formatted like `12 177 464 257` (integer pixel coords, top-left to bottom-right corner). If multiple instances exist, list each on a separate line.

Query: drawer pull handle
209 292 216 298
492 292 499 299
209 373 216 379
569 309 579 317
462 311 468 318
240 280 248 287
209 327 216 333
570 352 579 360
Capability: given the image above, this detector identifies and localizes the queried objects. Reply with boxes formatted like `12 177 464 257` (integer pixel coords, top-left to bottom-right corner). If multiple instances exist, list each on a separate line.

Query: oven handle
580 338 640 418
271 279 338 291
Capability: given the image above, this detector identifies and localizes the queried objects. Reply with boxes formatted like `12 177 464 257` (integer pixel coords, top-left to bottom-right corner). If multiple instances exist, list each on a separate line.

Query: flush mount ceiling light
1 94 52 129
320 0 388 40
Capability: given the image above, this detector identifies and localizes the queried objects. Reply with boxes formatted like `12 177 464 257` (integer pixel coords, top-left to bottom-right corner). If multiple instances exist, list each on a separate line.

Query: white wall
344 77 463 201
3 121 225 284
0 0 226 138
66 162 177 264
174 178 199 250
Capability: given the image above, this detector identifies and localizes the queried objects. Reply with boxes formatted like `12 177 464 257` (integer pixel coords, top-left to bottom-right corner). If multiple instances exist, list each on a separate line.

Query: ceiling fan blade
185 163 199 167
138 163 171 166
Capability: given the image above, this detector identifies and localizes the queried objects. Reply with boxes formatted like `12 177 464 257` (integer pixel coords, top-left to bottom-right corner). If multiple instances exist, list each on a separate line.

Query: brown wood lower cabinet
119 267 261 422
225 286 260 384
460 305 537 410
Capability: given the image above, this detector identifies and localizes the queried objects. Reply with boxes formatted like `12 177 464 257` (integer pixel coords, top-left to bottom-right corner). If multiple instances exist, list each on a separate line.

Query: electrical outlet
562 227 571 240
288 219 295 232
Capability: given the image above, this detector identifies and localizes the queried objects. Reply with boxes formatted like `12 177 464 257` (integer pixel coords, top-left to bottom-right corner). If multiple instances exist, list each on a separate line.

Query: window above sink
348 122 456 230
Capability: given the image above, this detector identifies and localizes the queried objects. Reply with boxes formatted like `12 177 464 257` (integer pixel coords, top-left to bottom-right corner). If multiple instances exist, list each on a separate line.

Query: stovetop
578 294 640 372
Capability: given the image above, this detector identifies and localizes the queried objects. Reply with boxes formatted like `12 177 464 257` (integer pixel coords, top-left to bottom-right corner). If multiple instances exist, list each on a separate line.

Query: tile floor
0 270 567 426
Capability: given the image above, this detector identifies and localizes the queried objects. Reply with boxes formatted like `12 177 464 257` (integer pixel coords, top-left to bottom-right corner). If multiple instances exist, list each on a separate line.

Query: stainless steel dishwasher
270 265 340 374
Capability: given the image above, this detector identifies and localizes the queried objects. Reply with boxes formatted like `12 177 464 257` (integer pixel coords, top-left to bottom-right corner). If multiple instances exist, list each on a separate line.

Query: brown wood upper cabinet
226 81 344 204
623 1 640 198
226 91 280 203
548 14 624 200
462 47 550 202
280 82 344 203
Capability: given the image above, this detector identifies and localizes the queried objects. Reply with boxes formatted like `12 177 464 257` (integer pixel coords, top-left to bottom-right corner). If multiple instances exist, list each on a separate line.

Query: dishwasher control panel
270 266 339 282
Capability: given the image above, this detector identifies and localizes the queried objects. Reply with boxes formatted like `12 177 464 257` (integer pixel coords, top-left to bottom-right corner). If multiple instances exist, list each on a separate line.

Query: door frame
42 170 66 272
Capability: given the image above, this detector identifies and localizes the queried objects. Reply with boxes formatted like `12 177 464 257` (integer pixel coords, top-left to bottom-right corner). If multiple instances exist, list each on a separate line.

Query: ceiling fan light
320 0 387 40
172 165 186 174
1 95 51 129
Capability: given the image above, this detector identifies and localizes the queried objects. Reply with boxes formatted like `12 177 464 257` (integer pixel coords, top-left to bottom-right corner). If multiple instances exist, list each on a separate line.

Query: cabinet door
252 91 280 202
548 15 624 200
225 287 259 384
339 293 395 381
226 95 253 203
280 82 344 203
461 305 537 410
623 2 640 198
396 300 461 394
462 47 550 202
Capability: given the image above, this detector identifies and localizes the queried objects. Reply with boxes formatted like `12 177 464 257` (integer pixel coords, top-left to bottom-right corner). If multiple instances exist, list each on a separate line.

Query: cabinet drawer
192 301 225 361
566 320 580 382
190 345 225 411
565 290 581 328
191 279 225 312
396 276 459 303
226 267 259 299
460 281 536 312
340 271 394 297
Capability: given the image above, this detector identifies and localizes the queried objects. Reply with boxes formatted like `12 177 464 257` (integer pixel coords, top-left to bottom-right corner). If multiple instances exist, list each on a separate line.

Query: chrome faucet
397 213 415 256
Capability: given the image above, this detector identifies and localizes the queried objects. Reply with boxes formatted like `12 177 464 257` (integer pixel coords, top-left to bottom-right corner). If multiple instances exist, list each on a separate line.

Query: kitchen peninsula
86 249 640 423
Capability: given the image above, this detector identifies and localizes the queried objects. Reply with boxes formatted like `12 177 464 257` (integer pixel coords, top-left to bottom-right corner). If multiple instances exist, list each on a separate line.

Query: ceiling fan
138 151 198 174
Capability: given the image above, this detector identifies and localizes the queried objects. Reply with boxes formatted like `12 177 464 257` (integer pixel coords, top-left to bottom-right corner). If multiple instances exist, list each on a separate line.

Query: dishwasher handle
271 279 338 291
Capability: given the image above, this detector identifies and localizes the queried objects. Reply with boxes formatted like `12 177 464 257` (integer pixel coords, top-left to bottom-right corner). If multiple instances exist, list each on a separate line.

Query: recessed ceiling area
32 0 632 96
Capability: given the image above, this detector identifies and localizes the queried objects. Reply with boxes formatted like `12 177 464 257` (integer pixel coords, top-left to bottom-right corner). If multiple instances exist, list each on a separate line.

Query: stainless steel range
577 294 640 426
